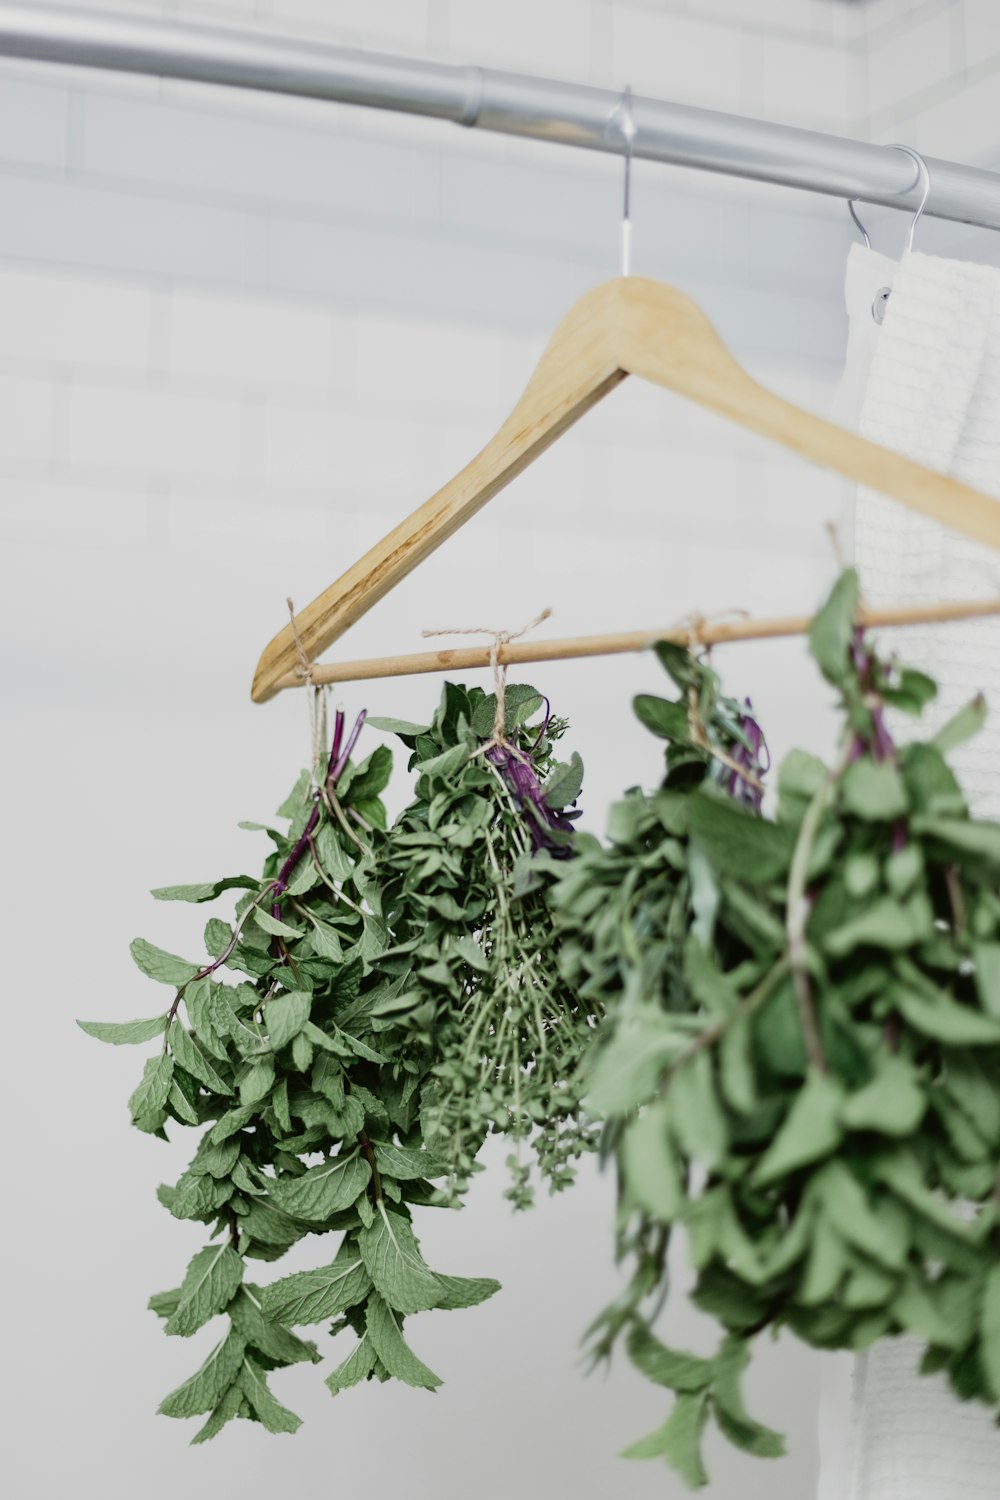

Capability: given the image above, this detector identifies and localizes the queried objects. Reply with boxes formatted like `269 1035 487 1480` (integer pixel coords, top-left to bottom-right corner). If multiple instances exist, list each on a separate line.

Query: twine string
422 608 552 754
287 597 328 787
671 607 763 796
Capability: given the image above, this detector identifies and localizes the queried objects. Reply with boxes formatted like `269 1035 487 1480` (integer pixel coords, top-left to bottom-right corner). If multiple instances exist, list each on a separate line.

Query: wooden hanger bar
273 597 1000 690
253 277 1000 702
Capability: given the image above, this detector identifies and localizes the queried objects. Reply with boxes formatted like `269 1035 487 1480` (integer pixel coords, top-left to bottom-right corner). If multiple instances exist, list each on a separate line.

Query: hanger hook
889 143 930 253
847 198 871 249
611 84 636 277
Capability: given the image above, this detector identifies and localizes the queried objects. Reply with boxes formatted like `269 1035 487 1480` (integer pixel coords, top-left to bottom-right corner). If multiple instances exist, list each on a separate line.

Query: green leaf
931 694 987 756
359 1205 442 1314
840 759 909 821
719 1013 756 1115
621 1391 710 1488
130 938 201 986
254 908 302 940
542 751 584 808
373 1142 447 1181
269 1152 370 1222
366 716 429 738
808 568 858 685
152 876 258 904
471 683 542 738
316 821 354 882
308 922 344 962
238 1356 302 1434
621 1099 683 1222
343 744 393 803
753 1070 844 1186
973 943 1000 1019
325 1332 377 1395
823 894 933 958
980 1265 1000 1401
264 990 312 1050
432 1274 501 1311
228 1286 320 1365
814 1164 908 1271
633 693 691 743
262 1243 371 1325
77 1014 167 1045
165 1243 244 1338
238 1055 275 1107
168 1080 200 1124
190 1381 243 1445
276 769 310 821
626 1326 713 1392
128 1053 174 1122
210 1104 255 1144
841 1057 926 1137
585 1015 684 1115
712 1336 785 1459
158 1325 245 1418
365 1291 442 1391
668 1050 728 1168
169 1021 233 1095
911 816 1000 863
683 938 738 1016
894 986 1000 1046
688 790 793 884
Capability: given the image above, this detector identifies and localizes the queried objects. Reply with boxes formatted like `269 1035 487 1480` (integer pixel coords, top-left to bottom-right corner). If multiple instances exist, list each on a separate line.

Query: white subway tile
0 174 268 285
0 78 69 171
866 6 959 113
0 265 150 371
255 399 442 495
756 32 856 131
0 476 150 549
266 0 429 51
166 287 342 389
68 382 247 479
966 0 1000 66
0 373 54 461
354 310 509 413
80 93 442 226
612 7 743 110
906 62 1000 162
448 0 592 81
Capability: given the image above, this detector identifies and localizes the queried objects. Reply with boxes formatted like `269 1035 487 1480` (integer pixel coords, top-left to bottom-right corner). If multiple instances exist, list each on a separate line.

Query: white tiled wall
4 5 998 1500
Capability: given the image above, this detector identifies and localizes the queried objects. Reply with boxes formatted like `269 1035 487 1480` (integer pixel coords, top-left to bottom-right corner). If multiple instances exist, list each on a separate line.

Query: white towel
817 243 1000 1500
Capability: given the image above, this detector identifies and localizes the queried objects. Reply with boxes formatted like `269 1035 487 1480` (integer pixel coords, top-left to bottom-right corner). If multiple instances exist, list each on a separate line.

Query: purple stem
271 708 363 920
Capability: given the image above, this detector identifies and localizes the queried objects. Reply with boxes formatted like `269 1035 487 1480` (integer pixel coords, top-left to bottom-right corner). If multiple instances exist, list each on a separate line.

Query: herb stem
357 1130 382 1204
664 955 791 1082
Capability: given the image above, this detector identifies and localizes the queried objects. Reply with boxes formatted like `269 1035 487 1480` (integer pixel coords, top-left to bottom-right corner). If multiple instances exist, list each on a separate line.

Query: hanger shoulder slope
252 275 1000 702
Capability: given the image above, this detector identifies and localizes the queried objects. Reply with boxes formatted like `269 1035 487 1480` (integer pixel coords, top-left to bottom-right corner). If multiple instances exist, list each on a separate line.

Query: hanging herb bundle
365 678 595 1209
556 569 1000 1488
80 676 591 1442
79 707 503 1441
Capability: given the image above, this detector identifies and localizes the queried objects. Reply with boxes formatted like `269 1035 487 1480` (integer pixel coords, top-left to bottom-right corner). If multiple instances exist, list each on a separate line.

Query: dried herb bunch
556 571 1000 1488
367 678 596 1208
80 681 591 1440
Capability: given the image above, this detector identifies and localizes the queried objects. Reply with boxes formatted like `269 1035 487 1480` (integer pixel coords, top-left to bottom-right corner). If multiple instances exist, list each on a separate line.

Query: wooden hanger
252 275 1000 702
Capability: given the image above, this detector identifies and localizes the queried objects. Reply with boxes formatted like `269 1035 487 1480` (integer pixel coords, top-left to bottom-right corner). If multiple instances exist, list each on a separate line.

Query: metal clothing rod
3 2 1000 231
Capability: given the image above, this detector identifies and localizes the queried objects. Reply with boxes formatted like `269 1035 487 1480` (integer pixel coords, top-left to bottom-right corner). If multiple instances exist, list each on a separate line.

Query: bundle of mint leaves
554 569 1000 1487
80 687 592 1441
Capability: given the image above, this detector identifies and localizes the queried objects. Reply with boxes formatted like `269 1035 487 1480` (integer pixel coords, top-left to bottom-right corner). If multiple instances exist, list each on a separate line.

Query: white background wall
4 2 1000 1497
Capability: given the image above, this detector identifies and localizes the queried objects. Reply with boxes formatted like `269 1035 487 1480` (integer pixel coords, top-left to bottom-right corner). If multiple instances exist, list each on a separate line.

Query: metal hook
849 144 931 324
847 198 871 249
609 84 636 276
890 142 930 253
